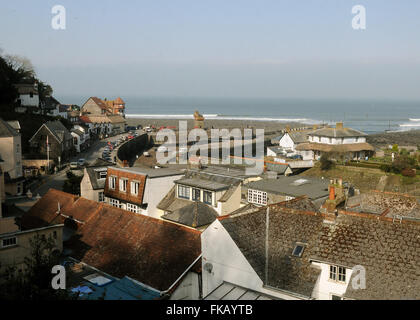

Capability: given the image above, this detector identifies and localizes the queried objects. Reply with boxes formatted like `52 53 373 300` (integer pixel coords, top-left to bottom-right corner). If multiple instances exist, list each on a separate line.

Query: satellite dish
203 262 213 273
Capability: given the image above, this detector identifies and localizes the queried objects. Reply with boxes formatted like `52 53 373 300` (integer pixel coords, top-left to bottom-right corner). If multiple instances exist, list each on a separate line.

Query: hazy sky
1 0 420 100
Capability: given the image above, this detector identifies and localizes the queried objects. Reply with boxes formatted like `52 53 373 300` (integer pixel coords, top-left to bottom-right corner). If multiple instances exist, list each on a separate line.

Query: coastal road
30 132 132 197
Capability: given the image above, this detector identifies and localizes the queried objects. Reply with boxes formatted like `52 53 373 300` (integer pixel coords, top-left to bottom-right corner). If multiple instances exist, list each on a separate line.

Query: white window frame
203 190 213 205
2 237 17 248
178 185 190 199
247 189 267 205
109 176 116 189
109 198 120 207
127 203 140 213
98 191 105 202
329 265 346 283
119 178 128 192
131 181 140 196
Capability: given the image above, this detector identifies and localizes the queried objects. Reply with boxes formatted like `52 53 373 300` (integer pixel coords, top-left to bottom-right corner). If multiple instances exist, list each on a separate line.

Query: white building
14 83 39 113
295 122 375 161
104 167 184 219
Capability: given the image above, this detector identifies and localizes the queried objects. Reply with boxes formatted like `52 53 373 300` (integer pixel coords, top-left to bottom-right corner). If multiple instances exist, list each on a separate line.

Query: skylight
290 178 309 186
292 244 305 257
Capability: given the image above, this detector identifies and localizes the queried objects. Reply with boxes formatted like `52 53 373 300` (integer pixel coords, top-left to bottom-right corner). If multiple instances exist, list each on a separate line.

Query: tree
320 154 333 171
0 234 76 300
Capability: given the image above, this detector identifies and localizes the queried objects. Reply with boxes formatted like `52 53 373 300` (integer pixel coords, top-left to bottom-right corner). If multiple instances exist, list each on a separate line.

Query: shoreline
125 117 420 148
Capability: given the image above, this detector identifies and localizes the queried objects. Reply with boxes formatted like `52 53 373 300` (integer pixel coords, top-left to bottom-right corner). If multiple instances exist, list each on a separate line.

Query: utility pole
47 135 50 173
265 206 270 285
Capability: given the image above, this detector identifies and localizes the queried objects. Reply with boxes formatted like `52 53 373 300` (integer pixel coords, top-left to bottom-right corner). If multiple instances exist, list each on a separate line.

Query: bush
320 154 333 171
380 164 391 172
401 168 416 177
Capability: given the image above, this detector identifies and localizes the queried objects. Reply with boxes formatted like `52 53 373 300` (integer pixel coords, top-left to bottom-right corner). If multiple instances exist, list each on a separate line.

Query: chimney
313 124 319 130
329 185 335 200
336 122 344 129
285 125 291 133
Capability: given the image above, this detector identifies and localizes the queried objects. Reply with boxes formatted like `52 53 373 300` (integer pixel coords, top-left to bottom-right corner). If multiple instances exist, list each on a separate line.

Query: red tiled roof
79 116 92 123
114 97 125 104
90 97 109 111
104 168 146 206
21 189 202 292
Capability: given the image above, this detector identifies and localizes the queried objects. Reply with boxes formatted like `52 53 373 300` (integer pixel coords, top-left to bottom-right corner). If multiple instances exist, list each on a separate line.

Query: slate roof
41 96 60 110
310 212 420 300
244 176 329 200
0 118 19 137
43 120 72 143
175 177 231 191
295 142 375 153
21 189 202 292
220 206 323 298
220 203 420 299
162 201 218 228
265 162 291 174
308 126 367 138
346 190 420 220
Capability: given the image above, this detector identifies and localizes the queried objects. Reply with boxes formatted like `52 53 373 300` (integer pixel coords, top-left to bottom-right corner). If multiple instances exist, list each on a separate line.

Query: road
30 131 138 197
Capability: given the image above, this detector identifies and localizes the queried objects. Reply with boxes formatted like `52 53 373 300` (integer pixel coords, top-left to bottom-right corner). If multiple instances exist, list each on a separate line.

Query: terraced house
104 167 184 218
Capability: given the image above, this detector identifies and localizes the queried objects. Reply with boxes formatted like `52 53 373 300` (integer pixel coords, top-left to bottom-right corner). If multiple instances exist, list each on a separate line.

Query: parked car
70 162 78 170
78 158 86 166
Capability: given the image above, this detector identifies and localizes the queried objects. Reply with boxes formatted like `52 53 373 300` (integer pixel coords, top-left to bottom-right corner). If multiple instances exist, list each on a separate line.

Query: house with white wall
157 166 257 223
201 199 420 300
104 167 184 219
14 83 39 113
0 119 24 195
295 122 375 161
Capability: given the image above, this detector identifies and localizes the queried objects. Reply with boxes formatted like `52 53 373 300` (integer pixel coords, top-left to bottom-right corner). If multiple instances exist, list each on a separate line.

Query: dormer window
192 188 201 201
119 178 128 192
178 185 190 199
109 176 116 189
131 181 140 196
329 265 346 283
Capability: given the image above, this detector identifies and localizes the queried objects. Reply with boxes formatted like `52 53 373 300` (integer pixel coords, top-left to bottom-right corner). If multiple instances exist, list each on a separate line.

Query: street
30 131 134 197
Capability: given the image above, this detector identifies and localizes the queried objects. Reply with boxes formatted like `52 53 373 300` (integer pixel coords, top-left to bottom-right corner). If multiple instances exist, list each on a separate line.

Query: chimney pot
336 122 344 129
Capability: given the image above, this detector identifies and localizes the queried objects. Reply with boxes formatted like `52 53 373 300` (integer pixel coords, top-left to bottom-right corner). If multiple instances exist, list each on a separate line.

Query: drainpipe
160 253 203 297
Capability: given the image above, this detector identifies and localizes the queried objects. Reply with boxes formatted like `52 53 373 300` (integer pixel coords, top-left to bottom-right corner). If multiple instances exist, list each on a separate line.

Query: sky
1 0 420 101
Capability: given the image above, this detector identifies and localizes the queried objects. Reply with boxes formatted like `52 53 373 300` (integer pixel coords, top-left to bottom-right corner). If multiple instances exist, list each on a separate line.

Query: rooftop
308 126 367 138
244 176 329 200
162 201 218 228
220 202 420 299
21 189 202 292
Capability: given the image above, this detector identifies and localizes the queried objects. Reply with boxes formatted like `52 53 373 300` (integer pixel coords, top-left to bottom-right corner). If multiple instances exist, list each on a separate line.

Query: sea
58 95 420 134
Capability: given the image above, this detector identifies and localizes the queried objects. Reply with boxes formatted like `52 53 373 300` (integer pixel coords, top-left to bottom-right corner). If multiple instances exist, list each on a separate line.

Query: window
110 198 119 207
329 265 346 283
331 295 343 300
30 92 33 98
203 191 213 205
131 181 140 196
99 171 107 179
53 231 57 239
119 178 128 192
98 192 105 202
127 203 140 213
178 185 190 199
2 237 17 248
292 244 305 257
247 189 267 205
109 176 116 189
192 188 201 201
